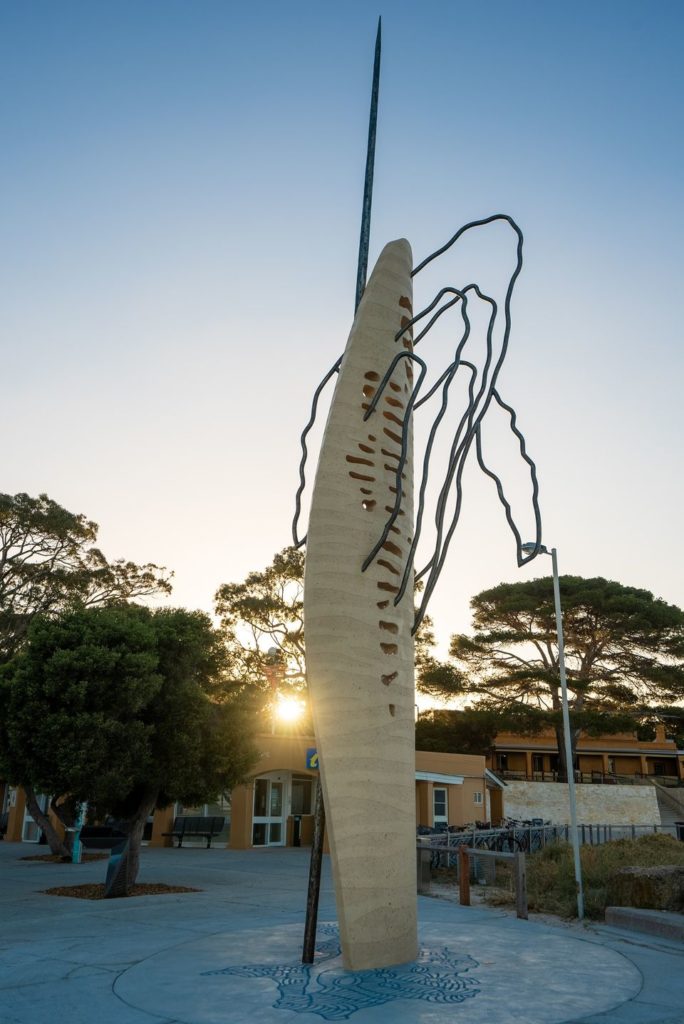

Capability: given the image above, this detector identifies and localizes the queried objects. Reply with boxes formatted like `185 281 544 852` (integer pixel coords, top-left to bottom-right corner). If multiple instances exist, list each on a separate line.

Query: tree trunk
24 784 70 858
125 788 159 888
554 724 581 782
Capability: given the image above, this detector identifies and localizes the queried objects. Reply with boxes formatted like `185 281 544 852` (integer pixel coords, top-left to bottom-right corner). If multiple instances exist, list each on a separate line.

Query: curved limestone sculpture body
304 239 417 971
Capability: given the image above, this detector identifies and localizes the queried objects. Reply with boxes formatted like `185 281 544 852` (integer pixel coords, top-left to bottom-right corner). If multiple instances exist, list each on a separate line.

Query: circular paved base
115 921 640 1023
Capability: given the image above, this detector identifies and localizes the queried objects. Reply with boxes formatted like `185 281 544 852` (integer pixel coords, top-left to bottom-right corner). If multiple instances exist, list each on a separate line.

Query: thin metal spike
354 17 381 313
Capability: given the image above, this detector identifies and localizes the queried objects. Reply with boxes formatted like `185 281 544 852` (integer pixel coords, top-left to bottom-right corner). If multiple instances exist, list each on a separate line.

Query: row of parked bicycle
417 819 561 867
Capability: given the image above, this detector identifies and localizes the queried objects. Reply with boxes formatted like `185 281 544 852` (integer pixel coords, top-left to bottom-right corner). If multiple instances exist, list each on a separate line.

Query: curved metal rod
360 351 427 573
410 218 525 629
412 286 499 630
294 213 544 637
488 389 542 565
394 287 464 347
395 359 478 607
412 213 522 278
391 287 477 601
292 356 341 547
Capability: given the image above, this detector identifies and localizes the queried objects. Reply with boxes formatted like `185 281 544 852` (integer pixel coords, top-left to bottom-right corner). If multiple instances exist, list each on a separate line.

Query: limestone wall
504 780 661 825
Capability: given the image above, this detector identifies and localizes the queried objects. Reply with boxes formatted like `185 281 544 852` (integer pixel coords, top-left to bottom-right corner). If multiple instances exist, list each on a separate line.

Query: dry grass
42 883 202 900
484 834 684 920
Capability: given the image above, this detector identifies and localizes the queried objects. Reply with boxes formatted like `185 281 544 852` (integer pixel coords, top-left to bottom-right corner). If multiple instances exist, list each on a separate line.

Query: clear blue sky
2 0 683 655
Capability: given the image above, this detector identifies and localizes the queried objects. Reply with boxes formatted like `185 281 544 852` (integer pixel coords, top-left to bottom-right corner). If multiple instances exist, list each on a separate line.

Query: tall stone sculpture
304 238 418 970
293 22 543 975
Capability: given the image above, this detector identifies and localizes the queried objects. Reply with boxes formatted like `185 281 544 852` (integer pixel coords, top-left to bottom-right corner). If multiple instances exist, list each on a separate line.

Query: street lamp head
522 541 549 556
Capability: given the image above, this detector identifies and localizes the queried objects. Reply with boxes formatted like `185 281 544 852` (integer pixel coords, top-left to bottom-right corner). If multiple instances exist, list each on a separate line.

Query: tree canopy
0 492 172 663
420 575 684 768
215 546 306 690
215 546 436 709
0 605 258 881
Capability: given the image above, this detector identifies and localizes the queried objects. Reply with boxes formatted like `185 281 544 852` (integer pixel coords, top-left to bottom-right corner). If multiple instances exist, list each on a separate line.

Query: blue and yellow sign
306 748 319 770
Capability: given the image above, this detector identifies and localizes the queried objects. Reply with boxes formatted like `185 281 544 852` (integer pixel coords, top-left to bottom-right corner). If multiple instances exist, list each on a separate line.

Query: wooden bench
162 815 225 848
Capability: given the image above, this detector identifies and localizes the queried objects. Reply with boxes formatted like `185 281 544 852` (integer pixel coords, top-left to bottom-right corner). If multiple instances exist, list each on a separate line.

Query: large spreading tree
214 546 436 728
420 576 684 775
0 491 172 662
0 605 258 883
0 491 172 834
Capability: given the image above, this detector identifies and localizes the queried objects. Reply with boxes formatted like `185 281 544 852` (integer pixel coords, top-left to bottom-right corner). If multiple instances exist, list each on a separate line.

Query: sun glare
275 695 306 723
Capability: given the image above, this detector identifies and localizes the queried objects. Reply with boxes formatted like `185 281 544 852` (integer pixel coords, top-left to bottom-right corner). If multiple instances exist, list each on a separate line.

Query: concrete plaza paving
0 841 682 1024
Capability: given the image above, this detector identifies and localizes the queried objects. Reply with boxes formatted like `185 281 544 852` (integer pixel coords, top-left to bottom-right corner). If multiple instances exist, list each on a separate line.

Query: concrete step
605 906 684 942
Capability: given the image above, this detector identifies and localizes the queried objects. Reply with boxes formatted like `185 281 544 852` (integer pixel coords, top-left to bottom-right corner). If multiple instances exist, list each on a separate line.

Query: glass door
252 775 287 846
433 786 448 828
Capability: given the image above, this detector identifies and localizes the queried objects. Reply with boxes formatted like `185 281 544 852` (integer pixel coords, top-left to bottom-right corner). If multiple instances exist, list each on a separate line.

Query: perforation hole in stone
360 487 372 495
382 672 398 686
349 471 375 481
399 296 412 313
362 384 376 398
365 371 380 381
383 428 402 445
384 505 405 517
358 443 374 453
377 600 390 609
346 455 374 466
383 541 403 557
368 434 377 442
377 558 399 575
362 499 376 511
385 396 404 409
389 381 402 393
383 411 404 427
381 643 398 655
379 621 398 633
384 465 406 477
388 703 396 716
378 581 399 593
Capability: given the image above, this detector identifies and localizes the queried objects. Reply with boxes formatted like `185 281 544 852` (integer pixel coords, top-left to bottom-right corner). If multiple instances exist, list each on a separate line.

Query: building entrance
252 774 287 846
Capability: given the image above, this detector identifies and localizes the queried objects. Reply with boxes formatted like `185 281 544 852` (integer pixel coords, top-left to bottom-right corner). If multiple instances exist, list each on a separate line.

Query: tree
416 708 501 756
421 576 684 776
0 492 173 848
214 547 437 725
0 492 172 663
415 705 550 757
215 547 306 690
0 606 258 884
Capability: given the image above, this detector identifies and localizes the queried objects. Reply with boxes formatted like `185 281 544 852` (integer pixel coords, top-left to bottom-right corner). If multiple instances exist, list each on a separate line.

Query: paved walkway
0 842 682 1023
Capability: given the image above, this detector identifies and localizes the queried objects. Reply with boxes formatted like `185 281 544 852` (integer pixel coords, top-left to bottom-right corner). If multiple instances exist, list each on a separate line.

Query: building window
473 792 483 805
532 754 544 773
433 787 448 825
497 754 508 771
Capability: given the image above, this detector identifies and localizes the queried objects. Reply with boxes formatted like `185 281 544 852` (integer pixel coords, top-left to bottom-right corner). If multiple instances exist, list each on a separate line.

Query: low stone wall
607 866 684 911
504 780 661 825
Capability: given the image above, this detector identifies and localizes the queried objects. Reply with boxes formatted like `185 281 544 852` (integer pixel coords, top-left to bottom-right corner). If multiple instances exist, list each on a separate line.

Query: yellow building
148 733 504 849
488 723 684 783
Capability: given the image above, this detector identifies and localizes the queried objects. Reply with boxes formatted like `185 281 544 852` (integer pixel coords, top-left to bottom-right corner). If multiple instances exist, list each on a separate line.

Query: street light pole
523 542 585 920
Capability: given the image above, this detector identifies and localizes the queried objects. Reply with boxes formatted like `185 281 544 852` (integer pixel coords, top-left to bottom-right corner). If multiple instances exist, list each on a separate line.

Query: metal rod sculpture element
302 781 326 964
294 215 544 608
292 18 381 550
304 238 418 971
355 17 381 313
301 19 382 968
